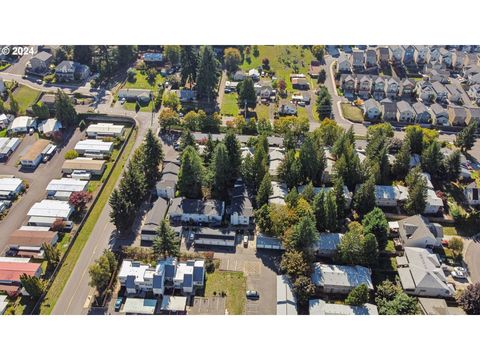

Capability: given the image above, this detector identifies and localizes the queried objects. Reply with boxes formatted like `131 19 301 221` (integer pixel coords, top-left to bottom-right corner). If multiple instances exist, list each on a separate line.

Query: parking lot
0 128 83 252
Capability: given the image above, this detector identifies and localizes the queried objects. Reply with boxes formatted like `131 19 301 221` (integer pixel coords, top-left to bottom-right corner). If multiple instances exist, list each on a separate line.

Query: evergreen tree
109 189 135 232
332 176 346 220
73 45 93 66
142 129 164 188
285 187 299 208
301 182 315 203
324 191 338 232
116 46 137 67
120 159 147 207
42 243 61 269
285 215 318 252
55 89 77 127
405 125 424 154
238 77 257 110
455 121 478 152
300 134 326 186
196 46 220 102
256 173 273 209
392 139 411 179
209 143 230 200
362 207 389 249
405 166 427 215
164 45 181 65
362 233 379 266
315 86 332 120
279 149 302 189
313 190 327 232
153 220 180 259
421 140 444 180
179 129 198 152
203 133 216 165
252 142 269 191
443 149 461 181
180 45 199 85
9 93 19 116
313 118 342 146
241 153 256 194
337 222 364 265
334 144 363 191
345 284 369 306
353 176 376 217
224 132 242 182
20 274 45 299
255 204 273 234
177 146 204 198
32 101 50 119
88 250 117 297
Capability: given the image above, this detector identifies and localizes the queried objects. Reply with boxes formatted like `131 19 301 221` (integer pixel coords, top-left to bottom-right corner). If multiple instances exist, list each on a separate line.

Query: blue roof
143 53 163 62
193 266 204 283
153 274 163 289
125 275 135 289
184 273 193 287
165 263 175 279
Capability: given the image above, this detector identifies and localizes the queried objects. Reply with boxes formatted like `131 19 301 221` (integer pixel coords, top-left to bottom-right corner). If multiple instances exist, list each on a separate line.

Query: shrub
64 149 79 160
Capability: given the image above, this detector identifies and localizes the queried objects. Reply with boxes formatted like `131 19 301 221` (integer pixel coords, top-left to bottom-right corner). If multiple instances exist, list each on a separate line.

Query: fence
29 114 136 314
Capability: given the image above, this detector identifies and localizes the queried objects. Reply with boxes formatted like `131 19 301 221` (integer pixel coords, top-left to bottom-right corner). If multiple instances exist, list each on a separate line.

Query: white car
451 267 468 279
119 98 126 104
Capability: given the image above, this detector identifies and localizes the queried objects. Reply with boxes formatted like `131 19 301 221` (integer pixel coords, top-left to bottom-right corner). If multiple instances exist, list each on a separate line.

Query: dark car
246 290 259 300
114 297 123 312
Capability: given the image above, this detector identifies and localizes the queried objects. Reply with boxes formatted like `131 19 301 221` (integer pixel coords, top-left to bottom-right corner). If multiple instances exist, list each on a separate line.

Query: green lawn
123 100 154 113
10 85 42 114
0 63 11 71
39 127 137 315
220 93 239 116
204 271 246 315
340 102 364 123
254 104 271 120
240 45 316 92
0 128 7 137
123 68 164 90
443 227 458 236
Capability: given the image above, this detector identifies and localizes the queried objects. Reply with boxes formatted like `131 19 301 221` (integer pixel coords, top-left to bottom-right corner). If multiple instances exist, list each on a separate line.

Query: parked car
246 290 259 299
451 267 468 279
114 297 123 312
243 235 248 248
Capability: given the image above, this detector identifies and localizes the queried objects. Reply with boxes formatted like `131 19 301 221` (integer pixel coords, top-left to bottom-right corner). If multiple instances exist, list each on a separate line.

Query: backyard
123 68 164 90
8 84 42 114
204 270 246 315
220 93 239 116
340 102 364 123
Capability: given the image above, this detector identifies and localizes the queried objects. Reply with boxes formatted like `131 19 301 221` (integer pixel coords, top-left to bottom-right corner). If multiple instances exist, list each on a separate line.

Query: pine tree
177 146 204 199
42 243 61 269
405 166 427 215
332 176 346 220
285 215 318 252
196 46 219 102
109 189 135 232
392 139 411 179
119 159 147 207
180 46 199 86
255 204 273 234
20 274 45 299
313 190 327 232
224 132 242 183
55 89 77 127
353 176 376 217
256 173 273 208
238 77 257 110
455 121 478 152
179 129 198 152
405 125 424 155
285 187 300 208
443 149 461 181
362 233 379 266
421 140 444 180
334 144 363 191
324 191 338 232
301 182 315 203
153 220 180 259
73 45 93 66
209 143 230 200
300 134 326 186
362 207 389 249
279 149 302 189
345 284 369 306
203 133 216 165
142 129 164 188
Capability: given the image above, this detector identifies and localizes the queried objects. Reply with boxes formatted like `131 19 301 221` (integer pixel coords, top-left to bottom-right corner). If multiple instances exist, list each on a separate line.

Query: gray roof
194 227 236 240
311 263 373 290
142 197 168 232
168 198 224 217
229 195 254 217
313 233 343 253
397 100 413 113
412 101 428 115
382 100 397 113
364 98 380 111
162 162 180 175
309 299 378 315
430 103 447 115
398 215 440 248
34 51 53 62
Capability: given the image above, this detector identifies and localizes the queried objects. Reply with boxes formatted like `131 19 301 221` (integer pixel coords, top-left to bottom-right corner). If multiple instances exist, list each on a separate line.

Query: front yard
220 93 239 116
340 102 364 123
123 68 164 90
8 85 42 114
204 270 246 315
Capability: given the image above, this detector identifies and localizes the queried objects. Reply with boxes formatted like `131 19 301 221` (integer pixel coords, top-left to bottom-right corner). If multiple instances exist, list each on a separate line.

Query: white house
309 299 378 315
74 139 114 158
397 215 443 248
363 98 381 120
374 185 408 207
313 233 343 257
269 181 288 206
277 275 297 315
46 178 88 199
0 137 21 161
396 101 415 123
86 123 125 138
229 180 254 226
464 181 480 206
256 234 284 251
397 247 455 298
27 199 73 220
0 177 24 200
425 189 443 214
39 118 62 137
9 116 35 133
311 263 373 294
167 198 224 225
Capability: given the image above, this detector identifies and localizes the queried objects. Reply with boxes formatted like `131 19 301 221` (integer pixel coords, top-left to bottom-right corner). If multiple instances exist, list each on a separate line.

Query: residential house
20 139 50 168
0 113 13 129
390 45 404 64
396 100 415 122
416 81 436 103
363 98 381 120
0 137 21 161
397 215 443 248
448 105 468 126
425 189 443 214
248 68 260 81
229 180 254 226
193 228 236 247
372 76 385 100
336 53 351 73
5 230 58 259
381 99 397 121
440 48 454 67
429 47 440 62
464 181 480 206
430 103 449 125
357 75 372 99
9 116 35 133
418 297 465 315
402 45 416 65
142 52 163 64
468 73 480 85
156 162 179 199
74 139 114 158
39 118 62 137
352 49 365 70
432 81 448 103
269 181 288 206
0 260 42 297
160 296 188 314
86 123 125 138
27 51 53 74
167 198 224 225
446 84 464 104
413 101 432 124
277 275 297 315
386 78 399 99
257 234 284 251
467 84 480 105
415 46 430 65
467 106 480 125
291 77 309 90
117 89 152 104
377 46 390 66
62 158 106 176
454 51 467 70
313 233 343 257
233 70 246 81
308 60 321 78
140 197 169 242
341 74 356 95
27 199 73 221
311 263 373 294
0 78 5 94
397 247 455 298
121 298 156 315
176 89 197 102
46 178 88 200
309 299 378 315
365 47 377 68
374 185 408 207
400 79 415 97
55 60 90 82
0 177 24 200
427 68 450 84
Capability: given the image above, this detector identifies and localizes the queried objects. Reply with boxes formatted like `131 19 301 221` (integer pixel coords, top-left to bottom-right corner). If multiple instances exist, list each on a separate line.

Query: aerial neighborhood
1 44 480 316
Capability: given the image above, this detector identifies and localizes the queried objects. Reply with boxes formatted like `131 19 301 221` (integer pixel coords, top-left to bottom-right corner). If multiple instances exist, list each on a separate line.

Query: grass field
9 85 42 114
204 271 246 315
39 127 137 315
240 45 316 92
340 102 364 123
123 68 163 90
220 93 239 116
254 103 271 120
123 100 154 113
0 128 7 137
